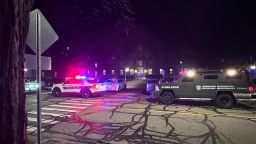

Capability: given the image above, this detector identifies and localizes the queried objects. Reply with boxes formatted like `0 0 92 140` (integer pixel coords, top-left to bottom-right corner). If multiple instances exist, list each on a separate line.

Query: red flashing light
249 86 254 93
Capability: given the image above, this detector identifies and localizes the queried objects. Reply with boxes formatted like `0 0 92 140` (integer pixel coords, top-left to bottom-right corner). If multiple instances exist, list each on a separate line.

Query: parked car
146 79 159 94
25 80 38 93
104 79 126 91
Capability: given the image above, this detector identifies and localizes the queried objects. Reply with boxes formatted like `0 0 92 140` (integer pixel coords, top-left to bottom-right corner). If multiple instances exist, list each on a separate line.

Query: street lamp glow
125 68 130 72
186 69 196 78
226 69 237 76
250 65 256 70
24 68 28 72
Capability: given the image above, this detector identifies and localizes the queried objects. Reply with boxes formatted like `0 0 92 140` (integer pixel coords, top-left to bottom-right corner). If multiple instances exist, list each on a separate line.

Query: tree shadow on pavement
146 97 256 110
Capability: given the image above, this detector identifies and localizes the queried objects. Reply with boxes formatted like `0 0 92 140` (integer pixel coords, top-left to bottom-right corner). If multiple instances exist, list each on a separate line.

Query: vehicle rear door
63 79 83 93
196 74 218 99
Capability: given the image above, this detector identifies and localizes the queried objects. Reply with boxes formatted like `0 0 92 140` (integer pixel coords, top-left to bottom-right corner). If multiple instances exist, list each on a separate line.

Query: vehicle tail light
249 86 254 93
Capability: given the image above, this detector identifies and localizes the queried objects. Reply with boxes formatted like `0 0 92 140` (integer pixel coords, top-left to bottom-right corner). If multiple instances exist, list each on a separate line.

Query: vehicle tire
215 94 235 109
80 88 92 98
52 87 61 97
160 92 175 105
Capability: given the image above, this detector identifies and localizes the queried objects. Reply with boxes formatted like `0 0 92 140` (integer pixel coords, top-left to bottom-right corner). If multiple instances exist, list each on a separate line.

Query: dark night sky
35 0 256 68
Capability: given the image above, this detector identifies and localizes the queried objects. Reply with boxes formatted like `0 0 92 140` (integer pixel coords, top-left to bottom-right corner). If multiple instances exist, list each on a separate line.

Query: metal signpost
36 12 42 144
27 9 59 144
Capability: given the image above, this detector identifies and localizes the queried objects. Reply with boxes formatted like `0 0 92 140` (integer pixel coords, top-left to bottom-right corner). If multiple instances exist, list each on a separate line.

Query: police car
52 76 102 98
153 69 256 108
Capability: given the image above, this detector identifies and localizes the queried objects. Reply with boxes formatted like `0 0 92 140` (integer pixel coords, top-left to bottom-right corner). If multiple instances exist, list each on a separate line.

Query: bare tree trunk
0 0 33 143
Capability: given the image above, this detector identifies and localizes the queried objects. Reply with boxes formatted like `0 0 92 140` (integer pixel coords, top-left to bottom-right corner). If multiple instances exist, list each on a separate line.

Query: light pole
125 67 130 81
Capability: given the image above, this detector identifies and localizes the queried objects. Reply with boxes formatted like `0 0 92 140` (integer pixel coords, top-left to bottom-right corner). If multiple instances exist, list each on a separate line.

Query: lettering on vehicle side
195 85 245 90
63 86 83 89
216 85 235 90
236 87 247 90
161 86 179 89
196 85 201 90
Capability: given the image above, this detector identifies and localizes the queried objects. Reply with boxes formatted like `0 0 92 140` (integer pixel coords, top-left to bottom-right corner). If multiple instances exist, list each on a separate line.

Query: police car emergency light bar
75 75 87 79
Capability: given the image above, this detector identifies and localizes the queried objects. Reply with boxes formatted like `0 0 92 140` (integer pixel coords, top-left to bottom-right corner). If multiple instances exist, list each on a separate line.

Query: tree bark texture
0 0 33 143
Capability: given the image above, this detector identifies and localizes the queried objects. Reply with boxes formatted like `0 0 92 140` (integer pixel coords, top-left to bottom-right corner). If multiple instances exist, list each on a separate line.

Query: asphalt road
26 79 256 144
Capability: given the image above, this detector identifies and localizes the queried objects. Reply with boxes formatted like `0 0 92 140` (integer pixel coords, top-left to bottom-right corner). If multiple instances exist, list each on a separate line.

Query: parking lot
26 79 256 144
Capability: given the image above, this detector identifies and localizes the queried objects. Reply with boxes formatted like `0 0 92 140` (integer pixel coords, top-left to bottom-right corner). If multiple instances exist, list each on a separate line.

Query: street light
250 65 256 70
125 67 130 81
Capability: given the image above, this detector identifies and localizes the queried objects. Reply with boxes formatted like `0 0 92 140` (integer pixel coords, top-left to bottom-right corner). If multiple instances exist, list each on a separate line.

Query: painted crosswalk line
58 102 92 106
41 107 77 112
49 104 90 109
28 111 69 117
27 99 97 133
28 117 59 124
27 126 46 132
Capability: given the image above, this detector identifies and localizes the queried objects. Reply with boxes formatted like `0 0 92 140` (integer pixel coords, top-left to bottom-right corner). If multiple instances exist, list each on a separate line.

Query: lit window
130 69 134 75
112 70 115 75
135 69 138 73
170 69 173 74
138 61 143 66
160 69 163 74
148 69 152 75
103 70 106 76
120 70 124 75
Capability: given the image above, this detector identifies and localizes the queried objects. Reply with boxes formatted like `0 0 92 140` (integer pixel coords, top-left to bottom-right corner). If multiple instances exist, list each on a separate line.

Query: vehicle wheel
160 92 175 105
52 88 61 97
81 88 92 98
215 94 235 109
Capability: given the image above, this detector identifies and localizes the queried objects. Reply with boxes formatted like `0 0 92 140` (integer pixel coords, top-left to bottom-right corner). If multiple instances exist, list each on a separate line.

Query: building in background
24 54 52 80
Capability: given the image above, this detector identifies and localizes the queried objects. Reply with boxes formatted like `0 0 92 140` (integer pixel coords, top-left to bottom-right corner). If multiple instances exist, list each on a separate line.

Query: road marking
27 126 46 132
28 111 69 117
28 117 59 124
66 100 100 103
59 102 92 106
49 104 88 109
68 98 100 101
226 114 256 119
42 107 77 112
